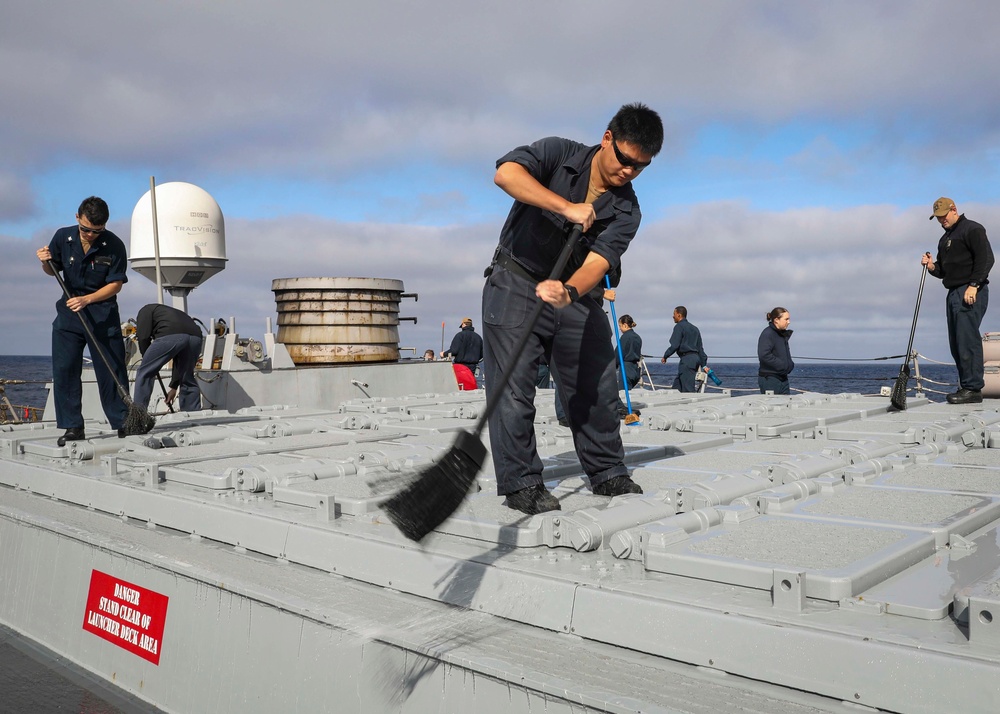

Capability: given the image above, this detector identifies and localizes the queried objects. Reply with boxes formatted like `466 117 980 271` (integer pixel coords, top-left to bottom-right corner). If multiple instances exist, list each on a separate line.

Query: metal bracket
967 597 1000 652
949 533 977 552
772 569 806 611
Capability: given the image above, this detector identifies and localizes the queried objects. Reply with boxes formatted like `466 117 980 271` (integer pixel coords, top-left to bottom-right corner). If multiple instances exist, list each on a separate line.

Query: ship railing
0 382 44 424
637 352 958 398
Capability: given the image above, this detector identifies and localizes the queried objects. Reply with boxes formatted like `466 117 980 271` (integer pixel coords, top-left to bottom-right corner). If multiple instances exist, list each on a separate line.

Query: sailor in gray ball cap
921 197 995 404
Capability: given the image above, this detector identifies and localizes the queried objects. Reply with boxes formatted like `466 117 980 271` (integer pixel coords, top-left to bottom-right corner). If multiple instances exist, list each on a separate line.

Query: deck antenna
149 176 164 305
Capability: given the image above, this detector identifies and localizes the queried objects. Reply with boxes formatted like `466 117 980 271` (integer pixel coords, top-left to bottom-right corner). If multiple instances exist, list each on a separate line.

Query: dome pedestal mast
129 181 227 311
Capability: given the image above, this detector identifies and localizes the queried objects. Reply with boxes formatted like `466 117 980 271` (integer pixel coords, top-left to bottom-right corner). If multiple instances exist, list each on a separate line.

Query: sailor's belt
490 251 546 283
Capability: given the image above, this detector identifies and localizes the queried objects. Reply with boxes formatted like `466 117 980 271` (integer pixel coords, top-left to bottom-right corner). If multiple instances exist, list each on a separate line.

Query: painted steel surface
2 382 1000 713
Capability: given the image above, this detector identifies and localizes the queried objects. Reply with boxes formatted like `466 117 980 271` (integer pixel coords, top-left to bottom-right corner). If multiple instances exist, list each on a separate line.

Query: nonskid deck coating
2 388 1000 713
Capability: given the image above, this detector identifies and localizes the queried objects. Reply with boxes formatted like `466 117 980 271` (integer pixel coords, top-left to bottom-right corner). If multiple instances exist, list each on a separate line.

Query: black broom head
383 429 488 541
122 402 156 436
889 364 910 411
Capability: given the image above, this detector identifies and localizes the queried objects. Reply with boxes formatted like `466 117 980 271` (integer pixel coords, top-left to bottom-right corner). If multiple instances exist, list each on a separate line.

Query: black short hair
77 196 110 226
608 103 664 156
674 306 687 318
767 307 788 323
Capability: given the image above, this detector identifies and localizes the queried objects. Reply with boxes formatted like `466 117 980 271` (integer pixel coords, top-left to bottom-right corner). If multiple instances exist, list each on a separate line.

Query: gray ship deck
2 384 1000 713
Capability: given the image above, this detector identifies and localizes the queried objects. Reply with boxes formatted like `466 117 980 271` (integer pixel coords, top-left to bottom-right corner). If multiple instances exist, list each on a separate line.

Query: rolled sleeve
497 136 582 185
47 231 67 273
106 241 129 285
590 204 640 271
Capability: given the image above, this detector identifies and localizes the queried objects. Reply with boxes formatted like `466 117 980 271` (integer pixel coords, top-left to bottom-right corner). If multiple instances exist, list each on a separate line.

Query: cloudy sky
3 1 999 371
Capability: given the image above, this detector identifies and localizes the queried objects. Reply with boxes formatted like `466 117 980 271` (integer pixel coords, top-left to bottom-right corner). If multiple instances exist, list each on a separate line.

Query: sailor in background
758 307 794 394
36 196 130 446
922 197 994 405
482 102 663 515
661 306 709 392
615 314 642 416
132 303 204 412
440 317 483 377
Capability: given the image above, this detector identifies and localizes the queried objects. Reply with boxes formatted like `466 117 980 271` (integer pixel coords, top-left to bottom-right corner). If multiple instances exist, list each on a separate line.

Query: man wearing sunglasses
36 196 130 446
482 103 663 515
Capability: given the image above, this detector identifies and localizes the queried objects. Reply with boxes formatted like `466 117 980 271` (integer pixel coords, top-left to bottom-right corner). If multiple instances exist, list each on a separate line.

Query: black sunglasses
78 224 105 236
611 137 651 171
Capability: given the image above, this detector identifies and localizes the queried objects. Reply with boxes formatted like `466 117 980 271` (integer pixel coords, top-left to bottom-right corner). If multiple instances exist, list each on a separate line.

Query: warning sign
82 570 169 665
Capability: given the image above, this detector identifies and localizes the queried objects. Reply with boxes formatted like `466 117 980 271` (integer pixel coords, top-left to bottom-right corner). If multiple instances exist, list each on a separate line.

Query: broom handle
605 274 635 414
474 225 584 436
46 259 132 403
902 265 928 364
157 373 176 413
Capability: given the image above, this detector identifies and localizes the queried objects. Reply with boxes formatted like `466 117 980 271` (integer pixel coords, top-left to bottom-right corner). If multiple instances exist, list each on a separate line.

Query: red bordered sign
82 570 169 665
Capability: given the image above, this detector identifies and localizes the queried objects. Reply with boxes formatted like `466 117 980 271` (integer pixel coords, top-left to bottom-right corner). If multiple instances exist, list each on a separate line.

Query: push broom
889 264 928 410
47 261 156 435
606 274 641 426
384 225 583 541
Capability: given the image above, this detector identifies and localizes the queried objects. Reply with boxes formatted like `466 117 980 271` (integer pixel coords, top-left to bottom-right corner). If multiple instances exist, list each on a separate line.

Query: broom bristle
889 366 910 411
623 413 642 426
383 429 488 541
122 402 156 436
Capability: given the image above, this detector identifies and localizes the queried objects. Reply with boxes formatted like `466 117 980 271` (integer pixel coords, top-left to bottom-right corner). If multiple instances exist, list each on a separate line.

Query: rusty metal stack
984 333 1000 397
271 277 407 364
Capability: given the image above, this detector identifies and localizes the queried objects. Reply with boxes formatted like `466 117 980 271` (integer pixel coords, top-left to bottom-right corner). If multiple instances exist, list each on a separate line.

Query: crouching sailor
132 303 204 412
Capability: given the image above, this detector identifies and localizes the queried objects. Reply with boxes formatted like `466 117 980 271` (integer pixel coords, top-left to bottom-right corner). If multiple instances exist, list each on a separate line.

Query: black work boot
592 475 643 496
57 428 86 447
503 485 561 515
947 388 983 405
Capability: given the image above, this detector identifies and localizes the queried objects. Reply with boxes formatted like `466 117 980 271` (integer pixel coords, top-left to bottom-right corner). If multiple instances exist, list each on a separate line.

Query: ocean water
0 354 963 419
640 358 959 402
0 355 52 420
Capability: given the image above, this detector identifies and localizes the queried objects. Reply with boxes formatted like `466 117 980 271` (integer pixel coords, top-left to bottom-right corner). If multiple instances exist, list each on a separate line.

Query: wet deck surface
0 624 161 714
2 386 1000 713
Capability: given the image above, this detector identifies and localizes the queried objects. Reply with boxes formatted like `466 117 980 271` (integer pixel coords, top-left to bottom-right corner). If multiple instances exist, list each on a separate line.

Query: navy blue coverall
483 137 640 496
662 320 708 392
48 226 130 430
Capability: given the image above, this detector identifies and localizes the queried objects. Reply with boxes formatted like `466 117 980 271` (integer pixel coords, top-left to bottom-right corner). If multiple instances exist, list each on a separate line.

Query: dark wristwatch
969 282 981 289
563 283 579 303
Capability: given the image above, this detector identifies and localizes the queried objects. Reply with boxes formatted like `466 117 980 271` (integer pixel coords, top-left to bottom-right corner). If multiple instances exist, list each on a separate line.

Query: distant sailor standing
36 196 130 446
615 314 642 417
757 307 794 394
661 306 708 392
922 197 994 405
441 317 483 376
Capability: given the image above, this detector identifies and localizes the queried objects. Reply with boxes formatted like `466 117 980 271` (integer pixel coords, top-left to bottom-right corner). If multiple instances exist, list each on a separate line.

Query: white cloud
2 0 998 381
8 201 991 368
3 2 1000 175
